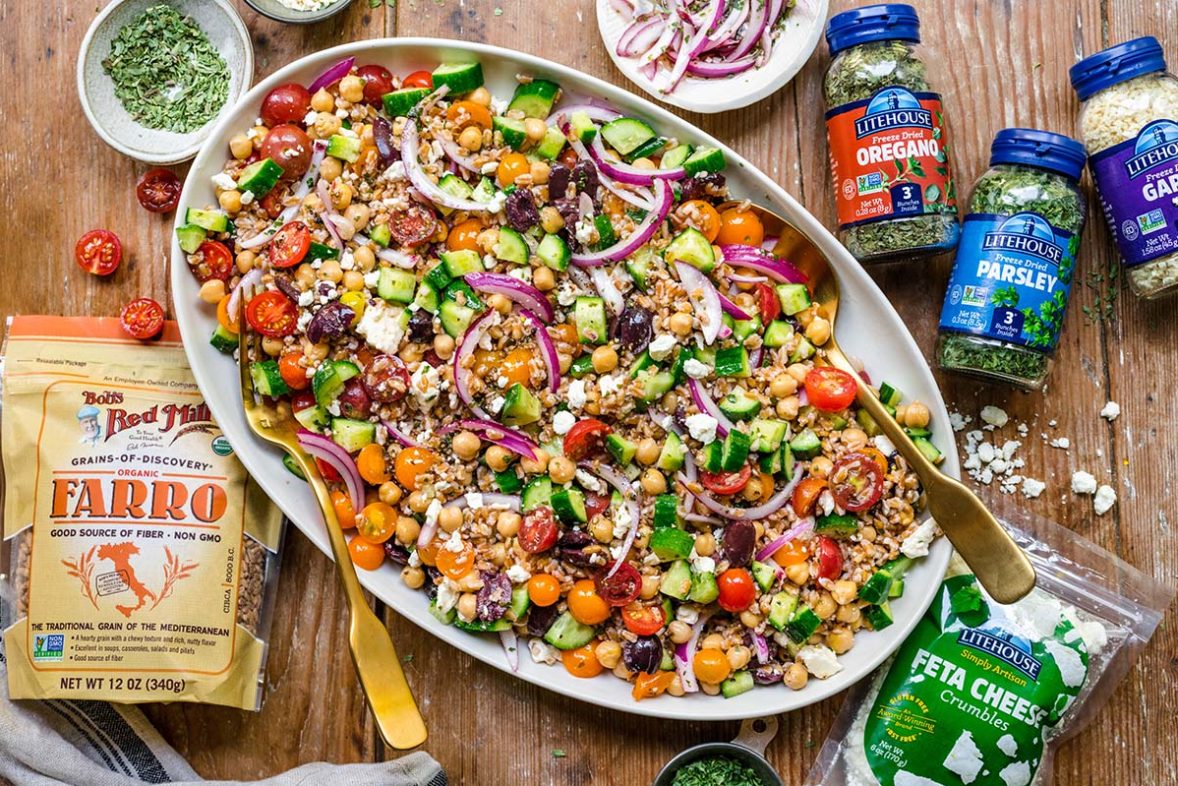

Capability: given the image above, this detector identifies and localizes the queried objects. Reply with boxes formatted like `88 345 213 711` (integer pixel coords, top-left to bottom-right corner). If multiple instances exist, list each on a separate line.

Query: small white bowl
77 0 254 165
597 0 829 114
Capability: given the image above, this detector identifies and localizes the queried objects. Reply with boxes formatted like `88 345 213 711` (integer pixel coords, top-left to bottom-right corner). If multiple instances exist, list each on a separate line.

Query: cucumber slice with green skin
508 584 531 620
776 283 812 315
536 233 571 271
767 591 799 631
507 78 560 118
431 62 484 94
425 263 454 292
912 436 944 464
574 296 608 344
543 612 596 650
184 207 229 233
330 418 376 453
209 323 237 354
624 246 655 291
593 213 618 251
889 577 905 599
428 600 457 625
749 418 788 452
751 560 777 592
718 388 762 421
414 280 441 314
784 606 822 643
293 401 330 431
520 477 553 512
789 336 816 363
628 351 655 379
311 361 346 406
731 316 762 342
333 360 360 382
250 360 289 397
664 227 716 271
863 601 894 631
815 514 859 537
377 267 417 304
367 223 391 247
660 144 693 169
624 135 667 163
439 173 475 200
493 116 528 150
439 299 477 338
326 134 362 163
501 383 541 426
600 117 657 156
551 487 587 524
671 345 695 385
306 241 340 262
605 434 638 465
682 146 727 175
656 431 686 471
568 353 594 378
715 346 751 378
660 560 693 600
652 494 680 529
471 177 497 203
454 617 513 633
856 409 882 437
650 527 695 562
638 369 675 403
494 227 530 264
382 87 430 118
569 110 597 143
904 426 932 439
828 413 849 430
762 320 794 348
444 279 485 310
701 441 724 472
719 429 751 472
176 224 208 253
535 126 567 160
282 453 306 480
495 468 523 494
236 158 283 197
859 557 912 604
878 381 903 407
688 569 719 604
781 443 795 480
441 249 484 278
721 670 754 699
788 428 821 459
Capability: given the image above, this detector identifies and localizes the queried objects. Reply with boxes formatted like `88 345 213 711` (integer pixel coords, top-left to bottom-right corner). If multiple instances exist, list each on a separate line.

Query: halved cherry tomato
317 458 342 482
792 476 828 516
527 573 561 607
75 229 122 276
260 124 313 181
595 562 642 607
119 298 165 340
561 643 603 678
216 294 239 334
497 152 530 187
192 241 233 282
860 446 889 474
567 579 611 625
717 568 756 612
692 648 731 685
330 489 356 529
416 538 440 566
260 188 287 219
699 464 752 496
357 501 396 544
715 208 765 246
357 64 395 105
446 100 493 130
362 354 411 402
269 221 311 268
771 539 810 567
356 443 391 484
436 540 476 579
829 453 885 512
291 391 316 411
756 282 780 323
804 367 858 412
632 670 676 700
260 83 311 128
402 70 433 89
245 291 298 337
500 347 535 389
563 419 612 460
519 506 558 553
675 199 721 242
815 535 843 580
388 203 438 246
584 492 612 521
446 218 484 252
348 535 385 570
394 446 437 490
278 352 309 390
136 168 181 213
621 602 665 636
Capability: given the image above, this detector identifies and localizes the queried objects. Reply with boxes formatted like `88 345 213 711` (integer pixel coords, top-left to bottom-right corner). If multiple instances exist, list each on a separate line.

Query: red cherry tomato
756 282 780 324
387 203 438 246
260 83 311 128
717 568 756 612
816 536 843 580
191 241 233 282
361 354 411 402
291 391 317 412
269 221 311 269
621 602 666 636
584 492 612 521
119 298 165 340
260 124 313 181
259 188 287 219
519 506 559 553
563 418 612 460
317 457 342 482
804 367 858 412
830 453 885 512
135 168 181 213
245 291 298 337
357 64 395 105
402 70 434 89
75 229 122 276
699 464 752 496
595 562 642 607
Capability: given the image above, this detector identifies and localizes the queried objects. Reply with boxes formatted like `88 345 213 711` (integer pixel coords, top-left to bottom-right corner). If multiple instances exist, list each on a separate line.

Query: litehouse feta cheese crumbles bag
0 316 283 710
805 511 1172 786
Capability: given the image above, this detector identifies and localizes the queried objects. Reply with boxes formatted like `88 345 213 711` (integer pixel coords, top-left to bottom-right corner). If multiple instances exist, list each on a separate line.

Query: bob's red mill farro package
0 316 283 710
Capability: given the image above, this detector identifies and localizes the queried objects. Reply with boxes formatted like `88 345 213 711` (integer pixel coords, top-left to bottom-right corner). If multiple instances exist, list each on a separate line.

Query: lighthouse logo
1125 119 1178 179
854 87 932 137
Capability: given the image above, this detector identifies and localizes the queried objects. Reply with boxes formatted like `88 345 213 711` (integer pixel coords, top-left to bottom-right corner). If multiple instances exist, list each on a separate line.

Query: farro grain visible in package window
0 316 283 710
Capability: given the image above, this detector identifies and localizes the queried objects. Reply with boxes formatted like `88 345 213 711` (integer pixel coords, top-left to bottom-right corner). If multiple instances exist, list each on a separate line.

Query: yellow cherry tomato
497 152 530 187
331 489 356 529
356 443 391 485
771 539 811 567
675 199 721 242
715 208 765 246
561 643 604 678
567 579 610 625
692 647 732 685
501 346 536 388
357 501 396 544
447 218 484 252
527 574 561 607
395 446 437 490
632 671 676 701
348 536 385 570
446 100 493 130
435 540 475 580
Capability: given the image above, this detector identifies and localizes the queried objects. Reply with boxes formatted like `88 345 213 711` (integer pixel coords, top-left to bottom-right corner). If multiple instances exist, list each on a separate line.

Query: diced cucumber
326 134 362 163
815 514 859 537
682 146 726 175
789 336 816 363
521 476 553 512
311 361 346 406
749 418 788 452
652 494 680 529
428 600 456 625
660 560 693 600
454 617 512 633
282 453 306 480
768 591 798 631
439 172 475 200
701 442 724 472
605 434 638 465
368 222 391 247
857 409 882 437
776 283 812 315
624 245 655 291
569 354 594 378
330 417 376 453
501 383 541 426
721 670 754 699
414 280 440 314
763 320 794 348
508 584 531 620
912 436 944 465
508 78 560 118
441 248 483 278
439 299 477 338
176 224 208 253
600 116 657 156
574 296 608 344
494 226 529 264
904 426 932 438
751 560 777 593
471 177 497 203
209 323 237 353
661 143 693 169
650 527 694 562
788 428 822 459
542 612 596 650
536 233 571 271
863 601 894 631
293 401 330 431
656 431 685 471
720 429 751 472
377 267 417 304
306 241 339 262
671 346 695 385
495 468 523 494
638 369 675 403
593 213 617 250
250 360 288 397
664 227 715 272
688 570 719 604
569 110 597 143
878 381 903 407
535 126 567 159
715 346 751 378
493 116 528 150
425 263 454 292
382 87 430 118
628 351 655 379
184 207 229 233
551 487 587 524
624 135 667 163
858 557 912 605
731 315 762 342
236 159 283 197
784 606 822 643
718 388 761 421
431 62 484 94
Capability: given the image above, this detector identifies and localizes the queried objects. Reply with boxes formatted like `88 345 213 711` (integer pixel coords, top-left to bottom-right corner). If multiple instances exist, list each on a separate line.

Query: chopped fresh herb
402 653 414 663
551 749 567 759
670 755 766 786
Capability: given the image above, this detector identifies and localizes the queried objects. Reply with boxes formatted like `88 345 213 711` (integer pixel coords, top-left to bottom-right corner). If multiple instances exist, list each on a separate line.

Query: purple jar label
1089 119 1178 268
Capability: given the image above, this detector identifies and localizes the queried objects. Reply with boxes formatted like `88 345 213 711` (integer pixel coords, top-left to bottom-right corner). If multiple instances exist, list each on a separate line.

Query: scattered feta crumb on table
1094 484 1117 515
1100 400 1121 421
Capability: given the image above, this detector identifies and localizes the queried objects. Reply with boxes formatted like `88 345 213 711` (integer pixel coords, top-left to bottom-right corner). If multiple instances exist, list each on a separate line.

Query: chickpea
549 456 575 484
496 511 522 538
229 134 253 160
488 293 513 315
339 74 365 103
394 515 419 546
786 562 810 585
776 396 801 420
860 525 877 543
539 206 565 234
400 344 423 365
595 641 623 670
438 506 464 534
795 306 815 328
456 571 485 592
613 663 632 681
826 627 855 654
636 438 661 466
303 340 329 361
740 609 763 629
783 662 809 690
311 87 335 112
477 228 500 255
530 160 551 185
640 574 661 600
741 475 763 502
261 337 284 356
236 249 257 274
342 270 365 291
408 490 431 513
523 118 548 143
769 374 798 399
813 593 837 620
489 542 507 567
700 681 721 696
458 125 483 151
840 428 868 451
589 517 613 543
666 676 686 697
668 312 693 336
805 316 831 345
485 445 514 472
631 157 656 170
700 633 725 651
303 193 324 213
809 456 833 478
332 215 357 242
314 113 342 138
319 259 343 283
557 353 572 374
457 593 478 622
727 645 751 671
344 203 371 231
787 363 810 383
836 604 861 625
329 180 353 211
469 86 492 107
533 265 556 291
401 566 426 589
218 189 242 214
433 334 455 360
904 401 931 429
591 344 619 373
640 468 667 495
694 532 716 557
199 279 226 304
668 620 692 644
353 244 376 272
319 156 344 183
831 579 858 605
452 430 481 460
520 448 550 474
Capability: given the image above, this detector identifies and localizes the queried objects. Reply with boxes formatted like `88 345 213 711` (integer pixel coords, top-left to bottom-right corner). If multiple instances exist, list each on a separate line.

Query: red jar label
825 87 956 229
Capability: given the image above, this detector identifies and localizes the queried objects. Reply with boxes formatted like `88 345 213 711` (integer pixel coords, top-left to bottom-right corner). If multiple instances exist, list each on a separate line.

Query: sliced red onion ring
674 609 714 694
453 309 497 419
588 133 684 183
571 179 672 267
718 292 753 320
296 430 364 514
439 134 482 173
515 308 560 394
727 0 770 61
591 267 625 315
315 178 344 248
639 1 682 67
377 247 419 269
685 56 759 78
751 631 770 664
618 15 666 57
687 378 733 438
438 419 540 462
579 462 642 579
675 262 724 344
546 104 621 126
755 516 816 562
721 245 809 284
380 419 420 448
465 273 554 322
683 511 723 525
308 57 355 93
659 0 726 93
607 0 634 16
728 272 768 284
760 236 779 251
565 132 656 211
701 0 748 53
676 469 803 520
402 118 493 213
500 628 519 672
226 268 263 324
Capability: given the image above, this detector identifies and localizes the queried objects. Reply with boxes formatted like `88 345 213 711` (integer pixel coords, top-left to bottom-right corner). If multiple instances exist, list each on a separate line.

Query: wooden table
2 0 1173 782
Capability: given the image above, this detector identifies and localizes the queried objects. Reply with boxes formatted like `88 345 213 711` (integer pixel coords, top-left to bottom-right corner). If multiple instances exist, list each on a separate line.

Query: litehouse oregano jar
823 4 960 263
937 129 1088 389
1071 37 1178 299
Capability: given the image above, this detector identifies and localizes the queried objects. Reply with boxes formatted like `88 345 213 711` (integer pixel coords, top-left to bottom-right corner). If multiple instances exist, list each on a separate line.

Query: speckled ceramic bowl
77 0 254 165
242 0 352 25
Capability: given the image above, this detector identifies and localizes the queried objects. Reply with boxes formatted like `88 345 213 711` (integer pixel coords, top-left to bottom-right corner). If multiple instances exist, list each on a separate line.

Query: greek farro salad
177 56 946 702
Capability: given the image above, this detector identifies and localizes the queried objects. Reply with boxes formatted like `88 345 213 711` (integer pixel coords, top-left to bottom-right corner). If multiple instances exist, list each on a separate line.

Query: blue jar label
1089 118 1178 267
939 212 1077 352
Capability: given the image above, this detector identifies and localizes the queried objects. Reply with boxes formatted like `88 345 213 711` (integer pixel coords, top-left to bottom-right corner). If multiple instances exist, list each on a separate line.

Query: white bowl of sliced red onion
597 0 829 113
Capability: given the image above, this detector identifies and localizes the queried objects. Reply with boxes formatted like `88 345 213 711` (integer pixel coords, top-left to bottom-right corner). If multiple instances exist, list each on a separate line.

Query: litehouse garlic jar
1071 37 1178 299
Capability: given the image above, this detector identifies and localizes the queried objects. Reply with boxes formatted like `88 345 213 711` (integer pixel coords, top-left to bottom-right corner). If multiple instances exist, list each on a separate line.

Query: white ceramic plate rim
172 37 955 721
595 0 830 114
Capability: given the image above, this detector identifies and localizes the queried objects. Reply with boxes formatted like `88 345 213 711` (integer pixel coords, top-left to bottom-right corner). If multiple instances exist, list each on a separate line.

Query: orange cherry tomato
692 647 732 685
561 643 604 678
548 323 579 347
348 536 385 570
715 208 765 246
278 351 309 391
394 446 437 490
632 671 676 701
357 501 396 544
497 152 530 187
771 539 811 567
356 443 391 484
675 200 721 242
446 218 484 252
527 574 561 607
416 539 440 567
500 346 536 388
331 489 356 529
860 446 889 474
216 294 239 334
567 579 610 626
436 540 476 580
792 476 828 517
446 100 493 130
756 471 775 504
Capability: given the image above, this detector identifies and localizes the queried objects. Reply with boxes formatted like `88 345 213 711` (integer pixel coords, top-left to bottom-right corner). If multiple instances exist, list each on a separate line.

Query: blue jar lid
1070 37 1167 100
989 128 1087 180
826 4 919 56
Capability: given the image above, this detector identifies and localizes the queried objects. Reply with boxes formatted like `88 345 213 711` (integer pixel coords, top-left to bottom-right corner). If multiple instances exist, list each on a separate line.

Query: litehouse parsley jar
936 129 1088 390
822 4 960 263
1071 37 1178 299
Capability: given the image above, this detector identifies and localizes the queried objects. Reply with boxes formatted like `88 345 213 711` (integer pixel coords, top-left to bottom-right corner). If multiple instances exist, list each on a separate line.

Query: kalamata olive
548 162 571 199
622 636 662 674
752 665 784 685
613 306 653 352
338 379 371 418
554 530 596 566
678 172 727 202
526 602 560 637
425 567 442 601
571 160 598 195
272 274 300 303
373 115 395 163
476 571 513 622
383 542 410 566
305 301 354 344
554 197 582 239
505 189 541 232
408 307 434 342
722 520 756 567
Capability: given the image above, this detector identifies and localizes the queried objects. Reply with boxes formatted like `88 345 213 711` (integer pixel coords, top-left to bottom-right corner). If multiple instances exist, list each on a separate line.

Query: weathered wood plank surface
0 0 1172 783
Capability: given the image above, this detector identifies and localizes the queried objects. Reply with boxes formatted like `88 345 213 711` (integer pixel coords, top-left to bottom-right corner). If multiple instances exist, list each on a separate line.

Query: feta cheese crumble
1070 471 1097 495
1094 484 1117 515
980 405 1009 427
1020 478 1046 499
797 644 843 679
552 410 576 435
506 564 531 584
683 359 712 379
567 380 587 410
900 519 937 559
1099 400 1121 421
685 413 719 444
647 333 677 360
356 301 407 355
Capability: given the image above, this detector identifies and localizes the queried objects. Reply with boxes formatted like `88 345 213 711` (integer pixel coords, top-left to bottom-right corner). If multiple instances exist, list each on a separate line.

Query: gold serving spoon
729 201 1036 604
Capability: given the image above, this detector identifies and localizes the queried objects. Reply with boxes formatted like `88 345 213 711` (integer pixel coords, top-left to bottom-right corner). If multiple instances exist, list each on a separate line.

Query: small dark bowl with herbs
653 719 784 786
